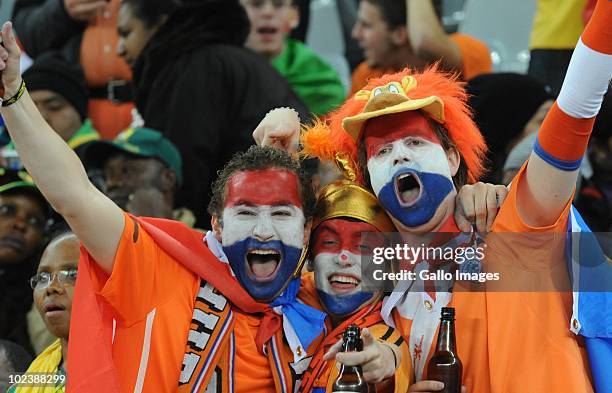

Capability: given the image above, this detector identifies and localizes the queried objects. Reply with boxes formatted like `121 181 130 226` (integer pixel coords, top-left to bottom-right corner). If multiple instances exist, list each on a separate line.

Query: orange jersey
83 214 314 392
349 33 492 96
387 165 593 392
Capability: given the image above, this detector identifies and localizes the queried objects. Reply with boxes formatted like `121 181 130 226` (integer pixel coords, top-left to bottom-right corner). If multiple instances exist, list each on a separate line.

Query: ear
389 26 408 46
288 4 300 30
211 215 223 242
160 168 177 193
446 146 461 177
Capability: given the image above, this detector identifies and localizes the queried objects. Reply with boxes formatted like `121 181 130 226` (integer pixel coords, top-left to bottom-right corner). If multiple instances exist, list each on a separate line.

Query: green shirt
272 39 345 116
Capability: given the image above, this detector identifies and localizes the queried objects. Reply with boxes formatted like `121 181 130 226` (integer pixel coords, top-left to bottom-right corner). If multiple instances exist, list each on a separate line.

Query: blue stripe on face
223 238 302 302
377 170 454 228
317 290 374 317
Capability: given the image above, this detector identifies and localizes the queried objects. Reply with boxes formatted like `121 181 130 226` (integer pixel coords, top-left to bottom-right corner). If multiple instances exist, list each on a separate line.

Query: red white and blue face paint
311 218 384 317
221 168 305 302
364 112 454 228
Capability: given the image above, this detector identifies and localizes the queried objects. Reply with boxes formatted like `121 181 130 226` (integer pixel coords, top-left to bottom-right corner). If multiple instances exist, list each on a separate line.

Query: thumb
454 207 472 233
1 22 18 54
361 328 375 348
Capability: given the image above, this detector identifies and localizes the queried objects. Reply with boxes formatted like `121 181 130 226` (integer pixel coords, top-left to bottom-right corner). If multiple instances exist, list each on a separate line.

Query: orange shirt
350 33 492 96
391 165 593 393
89 214 281 392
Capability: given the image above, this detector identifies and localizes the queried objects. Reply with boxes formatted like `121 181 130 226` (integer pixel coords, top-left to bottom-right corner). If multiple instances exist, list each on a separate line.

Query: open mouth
395 172 422 207
328 273 361 294
44 301 66 317
256 26 279 40
246 249 282 282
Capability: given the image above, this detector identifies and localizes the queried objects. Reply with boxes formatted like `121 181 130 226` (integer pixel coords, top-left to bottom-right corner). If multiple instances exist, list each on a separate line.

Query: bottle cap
441 307 455 318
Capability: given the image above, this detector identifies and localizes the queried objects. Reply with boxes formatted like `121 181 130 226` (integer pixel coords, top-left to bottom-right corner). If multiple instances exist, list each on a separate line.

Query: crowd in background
0 0 609 390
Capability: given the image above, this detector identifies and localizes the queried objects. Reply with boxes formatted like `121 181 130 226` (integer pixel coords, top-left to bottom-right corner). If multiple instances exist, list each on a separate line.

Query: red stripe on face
225 168 302 208
312 218 385 256
363 111 441 160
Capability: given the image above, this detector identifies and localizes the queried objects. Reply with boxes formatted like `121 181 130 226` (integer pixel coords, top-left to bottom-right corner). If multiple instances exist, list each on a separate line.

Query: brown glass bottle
426 307 462 393
332 325 369 393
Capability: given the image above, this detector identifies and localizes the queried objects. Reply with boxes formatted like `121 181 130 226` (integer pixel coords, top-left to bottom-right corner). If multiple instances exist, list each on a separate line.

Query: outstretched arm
518 0 612 227
406 0 462 74
0 22 123 274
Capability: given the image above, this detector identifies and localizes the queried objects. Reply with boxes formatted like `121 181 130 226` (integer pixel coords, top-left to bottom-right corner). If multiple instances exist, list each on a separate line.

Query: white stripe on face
221 204 305 249
367 137 452 196
313 251 363 296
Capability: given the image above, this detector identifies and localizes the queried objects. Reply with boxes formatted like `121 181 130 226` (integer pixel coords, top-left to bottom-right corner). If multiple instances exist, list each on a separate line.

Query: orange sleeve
450 33 493 80
92 213 197 325
492 164 572 233
581 0 612 54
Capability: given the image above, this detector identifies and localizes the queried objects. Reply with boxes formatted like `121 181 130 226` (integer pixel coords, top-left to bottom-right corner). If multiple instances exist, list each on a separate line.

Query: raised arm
518 0 612 227
406 0 462 73
0 22 123 274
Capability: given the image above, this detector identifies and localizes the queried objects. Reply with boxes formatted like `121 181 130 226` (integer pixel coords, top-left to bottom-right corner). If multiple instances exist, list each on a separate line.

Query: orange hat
330 65 487 184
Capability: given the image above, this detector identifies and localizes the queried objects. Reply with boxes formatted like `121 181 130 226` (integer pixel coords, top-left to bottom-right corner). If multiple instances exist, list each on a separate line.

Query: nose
392 144 412 167
351 23 361 40
105 173 124 191
335 250 354 267
260 1 275 14
252 214 275 242
11 215 28 232
45 274 66 295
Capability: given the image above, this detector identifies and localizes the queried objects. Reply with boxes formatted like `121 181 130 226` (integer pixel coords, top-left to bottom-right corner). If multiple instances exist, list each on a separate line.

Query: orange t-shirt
90 214 279 392
392 165 593 393
349 33 492 96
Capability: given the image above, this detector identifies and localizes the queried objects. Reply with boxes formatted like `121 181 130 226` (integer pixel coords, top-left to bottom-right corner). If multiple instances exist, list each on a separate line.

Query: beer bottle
426 307 462 393
332 325 369 393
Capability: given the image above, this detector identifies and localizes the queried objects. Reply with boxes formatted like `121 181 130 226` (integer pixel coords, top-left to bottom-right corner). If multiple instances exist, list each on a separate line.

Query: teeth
249 249 279 255
330 275 359 285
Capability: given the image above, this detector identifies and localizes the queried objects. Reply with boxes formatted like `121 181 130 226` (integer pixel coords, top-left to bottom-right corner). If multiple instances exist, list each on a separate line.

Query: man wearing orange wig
255 1 611 391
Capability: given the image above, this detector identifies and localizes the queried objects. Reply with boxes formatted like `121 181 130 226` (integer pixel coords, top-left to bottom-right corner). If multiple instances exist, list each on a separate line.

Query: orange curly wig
307 65 487 184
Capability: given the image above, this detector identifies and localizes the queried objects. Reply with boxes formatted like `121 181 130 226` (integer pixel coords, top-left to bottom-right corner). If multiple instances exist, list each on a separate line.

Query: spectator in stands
0 340 32 392
0 169 49 355
83 127 196 226
2 52 100 161
467 73 554 183
13 0 134 138
117 0 308 227
241 0 346 116
350 0 492 95
7 223 78 393
528 0 590 96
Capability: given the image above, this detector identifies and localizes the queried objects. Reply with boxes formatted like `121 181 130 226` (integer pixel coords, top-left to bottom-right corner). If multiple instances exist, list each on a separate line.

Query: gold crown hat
299 120 395 233
342 75 445 141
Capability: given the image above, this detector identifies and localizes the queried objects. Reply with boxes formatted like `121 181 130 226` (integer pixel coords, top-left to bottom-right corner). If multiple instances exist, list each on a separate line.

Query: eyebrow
233 200 295 207
317 226 340 237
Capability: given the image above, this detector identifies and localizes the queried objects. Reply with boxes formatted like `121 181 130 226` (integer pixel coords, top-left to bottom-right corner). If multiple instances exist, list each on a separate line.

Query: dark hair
363 0 442 29
121 0 179 28
357 117 469 189
208 146 315 221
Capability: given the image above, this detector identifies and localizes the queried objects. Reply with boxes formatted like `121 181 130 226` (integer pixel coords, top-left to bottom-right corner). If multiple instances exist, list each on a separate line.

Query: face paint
311 219 384 317
364 112 455 228
221 169 305 302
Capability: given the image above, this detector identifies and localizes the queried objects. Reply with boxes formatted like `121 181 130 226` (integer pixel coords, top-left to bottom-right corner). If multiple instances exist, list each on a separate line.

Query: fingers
462 386 468 393
361 328 375 348
472 183 488 232
408 380 445 392
485 184 498 231
1 22 17 53
322 339 343 361
455 186 475 232
495 185 508 207
335 348 376 366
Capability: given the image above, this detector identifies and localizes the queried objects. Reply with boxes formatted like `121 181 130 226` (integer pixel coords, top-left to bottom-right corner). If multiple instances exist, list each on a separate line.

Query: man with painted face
0 24 329 392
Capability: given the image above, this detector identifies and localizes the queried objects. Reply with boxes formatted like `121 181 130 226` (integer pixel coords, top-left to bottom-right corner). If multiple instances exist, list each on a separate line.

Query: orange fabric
88 99 134 140
88 214 199 392
349 33 491 96
581 0 612 54
392 165 594 392
449 33 492 80
537 102 595 161
233 312 276 392
80 0 133 138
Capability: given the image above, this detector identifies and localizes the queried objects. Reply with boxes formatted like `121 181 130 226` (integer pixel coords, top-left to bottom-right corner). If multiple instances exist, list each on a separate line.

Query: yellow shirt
529 0 587 49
